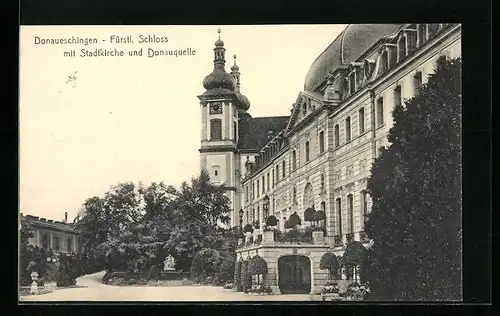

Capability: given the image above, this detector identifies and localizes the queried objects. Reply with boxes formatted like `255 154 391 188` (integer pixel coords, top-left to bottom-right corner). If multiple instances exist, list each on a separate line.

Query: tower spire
230 54 241 92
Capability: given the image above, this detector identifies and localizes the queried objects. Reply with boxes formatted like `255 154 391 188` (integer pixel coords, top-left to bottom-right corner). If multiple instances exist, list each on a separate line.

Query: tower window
305 141 310 162
359 108 365 134
210 119 222 140
376 97 384 127
334 124 340 148
319 131 325 153
345 117 351 142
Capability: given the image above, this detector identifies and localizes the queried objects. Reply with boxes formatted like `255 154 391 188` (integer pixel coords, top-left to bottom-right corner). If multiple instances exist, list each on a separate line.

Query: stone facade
22 214 81 254
200 24 462 294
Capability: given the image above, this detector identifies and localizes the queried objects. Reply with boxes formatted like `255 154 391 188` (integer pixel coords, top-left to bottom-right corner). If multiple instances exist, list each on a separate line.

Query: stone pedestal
312 231 325 244
262 230 274 245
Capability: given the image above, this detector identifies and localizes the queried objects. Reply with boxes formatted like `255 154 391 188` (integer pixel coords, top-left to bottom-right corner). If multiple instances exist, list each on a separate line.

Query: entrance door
278 255 311 294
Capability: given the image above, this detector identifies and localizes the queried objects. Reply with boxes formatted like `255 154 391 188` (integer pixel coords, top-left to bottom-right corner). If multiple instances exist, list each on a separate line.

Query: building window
233 121 237 141
320 201 326 227
67 237 73 253
276 165 279 183
262 176 265 193
428 23 440 37
349 72 356 94
414 71 423 93
305 141 310 162
418 24 428 46
394 85 402 108
282 160 286 178
376 97 384 127
319 131 325 153
345 117 351 142
214 170 218 176
361 190 368 216
358 108 365 134
246 186 249 202
336 198 342 236
320 174 325 191
398 36 407 62
292 150 297 170
334 124 340 148
267 173 270 192
380 50 388 73
272 169 275 187
210 119 222 140
257 180 260 197
42 234 50 249
293 186 297 204
54 235 61 252
347 194 354 234
257 206 260 223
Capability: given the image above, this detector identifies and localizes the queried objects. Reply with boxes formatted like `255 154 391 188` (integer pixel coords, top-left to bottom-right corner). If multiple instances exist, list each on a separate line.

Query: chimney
64 212 68 223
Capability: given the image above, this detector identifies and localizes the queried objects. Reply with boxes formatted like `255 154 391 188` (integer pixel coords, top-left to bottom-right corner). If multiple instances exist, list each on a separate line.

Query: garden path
20 271 322 302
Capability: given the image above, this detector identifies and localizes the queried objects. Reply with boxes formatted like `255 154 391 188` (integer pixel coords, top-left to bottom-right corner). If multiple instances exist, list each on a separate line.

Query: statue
163 255 176 271
30 271 39 295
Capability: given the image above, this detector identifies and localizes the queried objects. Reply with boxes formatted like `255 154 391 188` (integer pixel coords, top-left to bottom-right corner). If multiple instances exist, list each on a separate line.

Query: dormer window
349 72 356 95
380 50 389 73
397 36 407 62
418 24 428 47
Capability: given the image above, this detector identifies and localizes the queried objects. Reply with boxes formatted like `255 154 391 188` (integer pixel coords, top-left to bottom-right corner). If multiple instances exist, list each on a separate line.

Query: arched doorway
278 255 311 294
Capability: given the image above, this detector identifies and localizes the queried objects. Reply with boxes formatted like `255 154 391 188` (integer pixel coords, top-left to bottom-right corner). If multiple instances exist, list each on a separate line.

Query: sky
19 24 347 222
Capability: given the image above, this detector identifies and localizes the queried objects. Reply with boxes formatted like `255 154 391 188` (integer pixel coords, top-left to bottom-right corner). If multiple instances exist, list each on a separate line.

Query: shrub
127 278 137 285
137 278 148 285
265 215 278 227
234 261 242 291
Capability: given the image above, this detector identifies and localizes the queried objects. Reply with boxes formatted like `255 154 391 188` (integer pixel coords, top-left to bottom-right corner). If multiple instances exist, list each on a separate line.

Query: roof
238 116 289 151
304 24 402 92
22 215 80 234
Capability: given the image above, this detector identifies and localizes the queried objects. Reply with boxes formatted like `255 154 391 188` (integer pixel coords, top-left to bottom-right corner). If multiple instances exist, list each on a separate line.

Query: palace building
198 24 461 294
21 213 82 255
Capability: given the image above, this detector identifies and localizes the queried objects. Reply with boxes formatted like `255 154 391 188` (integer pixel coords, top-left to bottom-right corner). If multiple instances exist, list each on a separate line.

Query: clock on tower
209 102 223 115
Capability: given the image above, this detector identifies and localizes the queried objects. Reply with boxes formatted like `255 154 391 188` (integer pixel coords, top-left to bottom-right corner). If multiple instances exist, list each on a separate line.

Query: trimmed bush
265 215 278 227
234 261 242 291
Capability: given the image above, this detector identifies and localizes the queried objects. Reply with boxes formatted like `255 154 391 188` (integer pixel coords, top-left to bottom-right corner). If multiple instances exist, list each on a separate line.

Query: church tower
197 29 251 227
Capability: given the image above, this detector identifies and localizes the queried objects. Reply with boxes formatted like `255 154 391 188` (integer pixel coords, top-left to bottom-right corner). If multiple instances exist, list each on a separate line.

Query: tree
365 57 462 301
19 217 35 285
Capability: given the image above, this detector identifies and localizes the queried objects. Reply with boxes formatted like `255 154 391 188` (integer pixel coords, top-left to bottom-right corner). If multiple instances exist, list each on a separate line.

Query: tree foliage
365 57 462 301
76 169 234 279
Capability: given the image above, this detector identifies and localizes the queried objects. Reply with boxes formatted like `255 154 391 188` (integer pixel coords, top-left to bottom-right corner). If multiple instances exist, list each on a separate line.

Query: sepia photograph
19 24 462 302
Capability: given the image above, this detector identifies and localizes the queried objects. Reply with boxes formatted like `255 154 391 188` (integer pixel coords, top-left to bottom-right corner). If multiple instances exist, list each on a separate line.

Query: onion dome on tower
202 29 236 92
230 54 251 111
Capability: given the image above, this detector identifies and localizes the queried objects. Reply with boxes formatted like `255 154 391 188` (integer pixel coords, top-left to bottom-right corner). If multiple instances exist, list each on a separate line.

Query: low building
21 213 82 254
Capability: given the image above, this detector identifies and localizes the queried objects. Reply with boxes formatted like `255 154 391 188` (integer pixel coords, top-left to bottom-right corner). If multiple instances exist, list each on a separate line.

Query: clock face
209 102 223 115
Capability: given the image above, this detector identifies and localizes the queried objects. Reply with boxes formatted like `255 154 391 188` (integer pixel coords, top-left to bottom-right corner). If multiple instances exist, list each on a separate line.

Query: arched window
345 117 351 142
347 194 354 233
210 119 222 140
303 183 314 209
336 198 342 236
359 108 365 134
398 36 407 62
334 125 340 148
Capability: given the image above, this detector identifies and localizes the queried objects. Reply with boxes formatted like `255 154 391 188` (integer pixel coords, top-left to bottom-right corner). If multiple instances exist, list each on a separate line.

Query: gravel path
20 271 320 302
